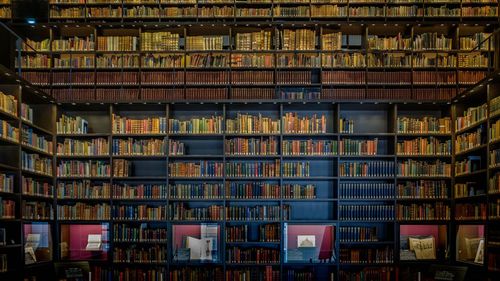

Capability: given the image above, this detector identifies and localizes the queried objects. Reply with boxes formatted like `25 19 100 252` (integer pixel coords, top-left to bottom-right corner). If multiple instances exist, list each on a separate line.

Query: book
57 202 110 220
226 113 280 134
57 138 109 156
57 181 110 199
57 115 89 134
23 177 53 198
22 152 53 176
397 202 450 220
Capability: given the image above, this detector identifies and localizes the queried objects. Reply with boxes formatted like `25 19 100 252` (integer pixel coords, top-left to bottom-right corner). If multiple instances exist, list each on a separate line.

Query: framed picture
297 235 316 248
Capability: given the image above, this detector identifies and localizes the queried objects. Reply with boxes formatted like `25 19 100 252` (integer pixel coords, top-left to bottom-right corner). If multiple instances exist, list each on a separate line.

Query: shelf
21 169 53 178
56 155 110 159
21 144 53 157
0 136 19 146
455 144 487 157
57 133 109 138
455 169 487 178
22 120 53 135
455 118 487 135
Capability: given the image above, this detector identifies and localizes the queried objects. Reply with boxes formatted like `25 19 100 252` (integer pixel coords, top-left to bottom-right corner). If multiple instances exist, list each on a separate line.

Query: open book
85 234 102 251
186 236 213 261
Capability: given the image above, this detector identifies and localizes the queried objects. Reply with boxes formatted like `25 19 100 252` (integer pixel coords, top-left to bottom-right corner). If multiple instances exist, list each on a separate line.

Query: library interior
0 0 499 280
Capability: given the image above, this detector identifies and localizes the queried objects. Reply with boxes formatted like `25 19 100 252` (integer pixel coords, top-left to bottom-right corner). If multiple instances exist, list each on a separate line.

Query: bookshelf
12 24 497 103
45 99 460 281
451 70 500 281
0 65 57 281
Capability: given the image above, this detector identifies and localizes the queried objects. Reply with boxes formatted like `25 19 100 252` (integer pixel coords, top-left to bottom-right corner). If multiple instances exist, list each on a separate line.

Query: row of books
397 116 451 134
57 202 110 220
339 183 395 199
339 161 395 177
226 224 280 243
340 226 379 242
57 181 111 199
397 180 448 199
396 202 450 220
114 224 167 242
112 114 167 134
491 149 500 168
397 159 451 177
169 116 223 134
22 152 53 176
0 91 17 116
455 127 483 154
339 268 393 281
0 197 15 219
283 139 337 155
339 247 393 264
491 96 500 117
57 114 89 134
113 205 168 220
23 177 53 198
57 160 110 178
455 202 487 220
491 119 500 142
113 138 167 156
113 245 166 263
455 157 482 176
226 137 278 155
21 103 33 124
23 200 54 220
339 205 394 221
226 113 280 134
396 137 452 156
226 247 280 264
282 113 327 134
225 161 280 177
454 182 482 198
456 103 487 131
339 138 378 155
0 173 14 193
22 127 54 154
0 119 19 142
46 5 499 19
57 138 109 156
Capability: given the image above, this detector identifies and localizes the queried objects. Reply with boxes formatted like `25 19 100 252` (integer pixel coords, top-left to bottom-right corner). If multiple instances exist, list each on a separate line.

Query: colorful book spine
228 267 280 280
225 160 280 178
226 224 280 242
23 200 54 220
169 140 185 155
282 184 316 199
0 173 14 193
57 203 110 220
0 197 15 219
113 205 168 221
113 184 167 199
490 173 500 194
397 160 451 177
282 139 337 155
397 137 451 155
0 91 18 116
340 226 379 242
23 177 53 198
169 203 223 220
397 117 451 134
169 161 224 177
339 118 354 134
57 138 109 156
340 161 395 177
57 181 110 199
339 183 394 199
490 96 500 117
113 224 168 243
22 152 53 176
455 202 487 220
113 245 166 263
226 247 280 264
282 161 310 177
226 113 280 134
491 119 500 142
0 119 19 142
111 159 130 179
455 127 483 154
456 103 487 131
226 205 285 221
225 137 278 155
57 115 89 134
339 138 378 155
490 199 500 219
22 126 53 154
168 116 223 134
21 103 33 123
112 138 166 156
339 247 393 264
396 202 450 220
282 113 327 134
397 180 448 199
339 205 394 221
170 183 223 199
226 182 280 199
113 114 167 134
57 160 110 178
